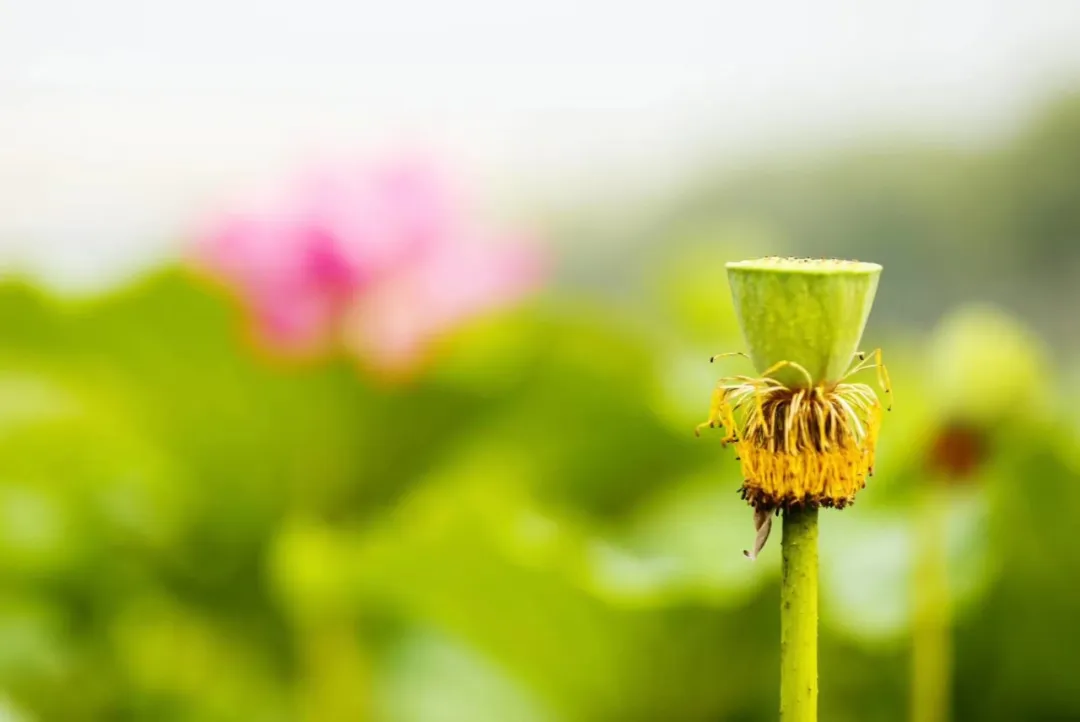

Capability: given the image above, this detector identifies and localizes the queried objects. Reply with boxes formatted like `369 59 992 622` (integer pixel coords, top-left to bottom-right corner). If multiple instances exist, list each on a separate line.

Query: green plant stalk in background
911 304 1050 722
781 506 819 722
911 482 951 722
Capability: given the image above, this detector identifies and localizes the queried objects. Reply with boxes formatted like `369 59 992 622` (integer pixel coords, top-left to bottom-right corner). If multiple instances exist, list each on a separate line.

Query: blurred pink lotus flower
193 156 546 377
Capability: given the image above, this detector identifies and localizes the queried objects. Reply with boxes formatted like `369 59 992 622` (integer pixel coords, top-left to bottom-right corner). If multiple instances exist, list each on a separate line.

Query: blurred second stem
911 481 952 722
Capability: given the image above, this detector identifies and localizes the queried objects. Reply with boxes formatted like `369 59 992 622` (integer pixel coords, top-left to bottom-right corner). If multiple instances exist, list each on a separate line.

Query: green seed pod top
726 257 882 387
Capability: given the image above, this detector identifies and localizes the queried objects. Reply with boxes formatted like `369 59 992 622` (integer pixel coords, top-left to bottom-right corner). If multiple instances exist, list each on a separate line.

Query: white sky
1 0 1078 289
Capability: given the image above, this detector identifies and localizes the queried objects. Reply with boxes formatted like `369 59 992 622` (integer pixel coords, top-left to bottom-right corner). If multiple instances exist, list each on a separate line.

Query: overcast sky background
1 0 1078 290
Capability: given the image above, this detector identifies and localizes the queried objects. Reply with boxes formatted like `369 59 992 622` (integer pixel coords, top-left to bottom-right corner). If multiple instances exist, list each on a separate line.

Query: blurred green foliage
1 93 1080 721
616 94 1080 348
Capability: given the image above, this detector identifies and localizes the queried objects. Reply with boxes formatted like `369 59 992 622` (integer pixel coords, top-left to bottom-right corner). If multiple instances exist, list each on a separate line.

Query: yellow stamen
698 355 888 511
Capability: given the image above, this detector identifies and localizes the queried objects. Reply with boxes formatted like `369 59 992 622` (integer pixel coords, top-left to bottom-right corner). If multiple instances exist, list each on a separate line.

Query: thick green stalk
911 483 951 722
781 506 819 722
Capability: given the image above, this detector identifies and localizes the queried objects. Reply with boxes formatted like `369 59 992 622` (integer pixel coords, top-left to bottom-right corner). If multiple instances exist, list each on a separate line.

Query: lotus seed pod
700 259 888 722
927 304 1048 426
698 257 890 514
727 258 882 387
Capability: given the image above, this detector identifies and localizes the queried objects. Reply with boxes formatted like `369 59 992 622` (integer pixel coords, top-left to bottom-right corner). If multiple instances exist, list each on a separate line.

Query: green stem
911 484 951 722
781 506 819 722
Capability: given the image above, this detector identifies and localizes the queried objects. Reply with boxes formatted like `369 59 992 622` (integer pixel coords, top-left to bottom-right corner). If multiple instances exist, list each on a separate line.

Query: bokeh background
2 2 1080 720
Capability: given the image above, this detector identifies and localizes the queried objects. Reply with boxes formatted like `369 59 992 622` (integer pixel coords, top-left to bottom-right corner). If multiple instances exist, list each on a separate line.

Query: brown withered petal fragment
743 506 773 560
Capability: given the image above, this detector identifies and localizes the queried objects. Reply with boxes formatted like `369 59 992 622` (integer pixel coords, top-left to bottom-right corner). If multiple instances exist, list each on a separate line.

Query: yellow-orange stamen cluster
697 362 886 511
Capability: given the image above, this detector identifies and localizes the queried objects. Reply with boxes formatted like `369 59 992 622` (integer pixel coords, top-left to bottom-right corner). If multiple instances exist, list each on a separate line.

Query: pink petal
345 237 546 373
190 154 548 369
